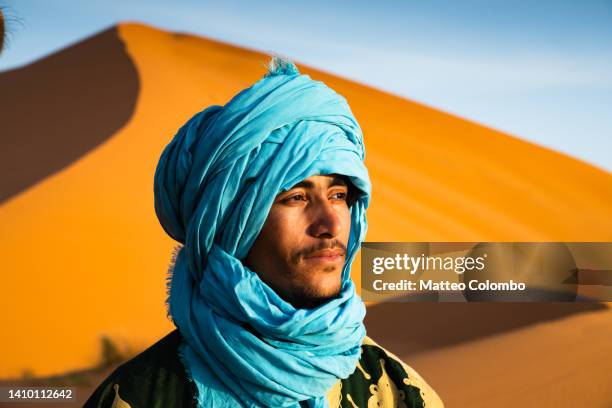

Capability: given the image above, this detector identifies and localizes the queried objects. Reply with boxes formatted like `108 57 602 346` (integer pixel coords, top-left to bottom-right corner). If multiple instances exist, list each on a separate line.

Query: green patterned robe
84 331 443 408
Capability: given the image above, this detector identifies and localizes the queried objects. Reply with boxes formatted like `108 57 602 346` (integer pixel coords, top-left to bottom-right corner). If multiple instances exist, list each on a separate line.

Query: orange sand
0 22 610 406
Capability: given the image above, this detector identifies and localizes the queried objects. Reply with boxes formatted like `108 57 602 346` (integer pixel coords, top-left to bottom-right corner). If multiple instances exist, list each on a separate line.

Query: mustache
291 240 347 264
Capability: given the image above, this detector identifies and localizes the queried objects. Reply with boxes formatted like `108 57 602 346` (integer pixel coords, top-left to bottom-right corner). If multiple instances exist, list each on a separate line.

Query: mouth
303 249 345 264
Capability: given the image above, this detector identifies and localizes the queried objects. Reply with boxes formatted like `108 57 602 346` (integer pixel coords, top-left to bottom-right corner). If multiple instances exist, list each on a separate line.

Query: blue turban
154 58 371 408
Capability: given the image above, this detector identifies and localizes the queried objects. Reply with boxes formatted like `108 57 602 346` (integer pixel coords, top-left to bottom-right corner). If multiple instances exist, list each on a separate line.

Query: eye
330 191 348 201
283 194 307 203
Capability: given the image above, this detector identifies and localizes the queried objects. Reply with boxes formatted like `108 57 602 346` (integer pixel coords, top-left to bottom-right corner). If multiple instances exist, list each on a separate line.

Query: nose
307 199 342 238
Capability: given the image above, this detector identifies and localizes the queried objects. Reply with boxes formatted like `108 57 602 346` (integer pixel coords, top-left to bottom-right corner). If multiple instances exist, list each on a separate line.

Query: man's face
245 174 352 309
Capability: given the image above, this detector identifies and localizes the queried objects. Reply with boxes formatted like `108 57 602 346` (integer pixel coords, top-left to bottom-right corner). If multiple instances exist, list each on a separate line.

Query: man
85 57 443 408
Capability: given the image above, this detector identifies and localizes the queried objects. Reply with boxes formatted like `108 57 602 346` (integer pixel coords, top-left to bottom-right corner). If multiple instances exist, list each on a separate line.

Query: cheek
259 209 303 256
339 207 352 242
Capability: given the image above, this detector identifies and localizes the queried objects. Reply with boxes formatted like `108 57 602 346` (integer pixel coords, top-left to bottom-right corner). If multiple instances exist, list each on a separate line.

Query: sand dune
395 304 612 407
0 22 610 406
0 27 138 204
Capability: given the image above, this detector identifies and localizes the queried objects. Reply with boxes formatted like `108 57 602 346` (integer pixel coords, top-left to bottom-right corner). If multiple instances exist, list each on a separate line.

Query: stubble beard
284 261 344 309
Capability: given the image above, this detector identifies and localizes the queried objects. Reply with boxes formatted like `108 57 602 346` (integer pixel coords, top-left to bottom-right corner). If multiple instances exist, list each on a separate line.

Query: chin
289 276 342 309
311 268 342 291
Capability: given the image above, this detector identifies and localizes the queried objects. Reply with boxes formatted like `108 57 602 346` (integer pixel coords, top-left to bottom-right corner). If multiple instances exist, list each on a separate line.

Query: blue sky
1 0 611 170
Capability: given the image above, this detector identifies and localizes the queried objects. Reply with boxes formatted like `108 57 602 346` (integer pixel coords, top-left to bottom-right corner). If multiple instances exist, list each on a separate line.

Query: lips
303 248 345 262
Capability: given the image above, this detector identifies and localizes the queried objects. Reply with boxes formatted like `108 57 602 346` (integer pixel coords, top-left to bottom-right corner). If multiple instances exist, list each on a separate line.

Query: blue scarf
154 59 371 408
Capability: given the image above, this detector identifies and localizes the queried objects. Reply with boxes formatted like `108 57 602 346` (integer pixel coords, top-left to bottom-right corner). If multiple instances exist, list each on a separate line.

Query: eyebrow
289 176 348 190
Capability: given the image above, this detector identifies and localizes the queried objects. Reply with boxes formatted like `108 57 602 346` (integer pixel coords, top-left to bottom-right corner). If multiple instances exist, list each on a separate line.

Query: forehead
287 174 349 190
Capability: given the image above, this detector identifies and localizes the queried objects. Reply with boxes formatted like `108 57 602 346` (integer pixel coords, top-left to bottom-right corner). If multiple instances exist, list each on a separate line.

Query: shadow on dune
0 26 139 204
365 301 608 355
